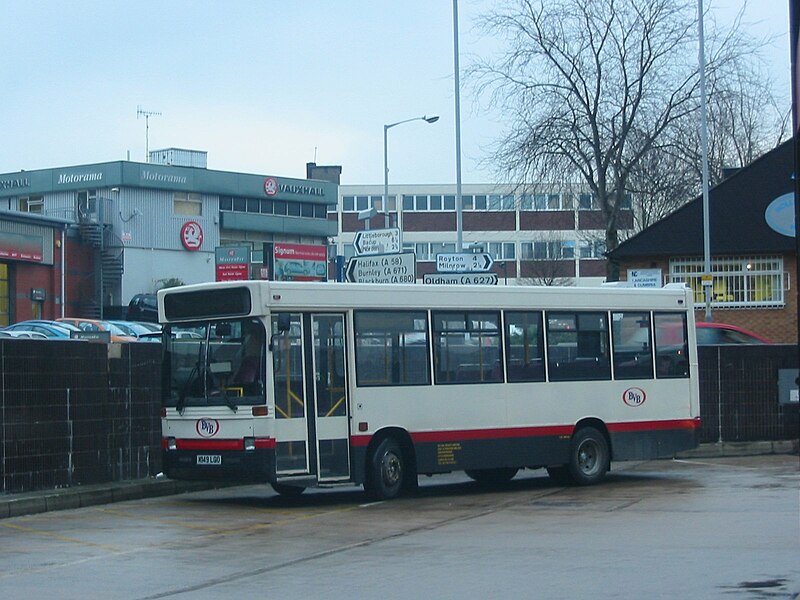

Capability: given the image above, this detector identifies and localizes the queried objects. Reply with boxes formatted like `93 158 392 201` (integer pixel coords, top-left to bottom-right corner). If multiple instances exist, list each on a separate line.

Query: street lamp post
383 115 439 245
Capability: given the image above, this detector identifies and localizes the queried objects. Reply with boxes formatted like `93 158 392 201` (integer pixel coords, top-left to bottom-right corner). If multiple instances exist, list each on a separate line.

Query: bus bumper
162 447 275 483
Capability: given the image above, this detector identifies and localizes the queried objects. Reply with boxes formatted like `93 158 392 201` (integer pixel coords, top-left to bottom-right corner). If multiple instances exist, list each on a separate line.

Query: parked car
0 329 49 339
108 320 159 339
56 318 137 342
695 322 770 345
126 293 158 323
2 320 81 339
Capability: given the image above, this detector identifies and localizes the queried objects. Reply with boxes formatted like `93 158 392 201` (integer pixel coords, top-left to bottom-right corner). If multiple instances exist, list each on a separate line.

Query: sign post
436 252 494 273
346 252 416 284
423 272 498 285
353 228 401 256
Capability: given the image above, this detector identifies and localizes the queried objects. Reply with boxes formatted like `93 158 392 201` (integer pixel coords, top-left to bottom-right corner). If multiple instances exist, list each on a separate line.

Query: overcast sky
0 0 791 185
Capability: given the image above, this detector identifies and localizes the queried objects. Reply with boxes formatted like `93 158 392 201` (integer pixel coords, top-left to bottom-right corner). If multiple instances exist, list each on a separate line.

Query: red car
694 322 770 345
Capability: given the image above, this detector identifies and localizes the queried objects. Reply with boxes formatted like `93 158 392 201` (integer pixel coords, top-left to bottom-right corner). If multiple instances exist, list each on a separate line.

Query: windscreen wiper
221 387 238 413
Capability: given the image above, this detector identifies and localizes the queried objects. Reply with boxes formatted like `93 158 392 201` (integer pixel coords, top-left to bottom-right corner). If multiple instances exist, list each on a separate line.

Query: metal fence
0 340 796 494
697 344 798 443
0 340 161 493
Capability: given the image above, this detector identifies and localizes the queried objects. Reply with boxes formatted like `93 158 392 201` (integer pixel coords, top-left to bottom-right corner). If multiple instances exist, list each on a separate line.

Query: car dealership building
0 151 338 324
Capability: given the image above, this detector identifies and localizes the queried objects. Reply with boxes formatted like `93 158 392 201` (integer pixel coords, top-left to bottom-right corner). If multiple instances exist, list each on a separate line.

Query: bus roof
158 280 692 322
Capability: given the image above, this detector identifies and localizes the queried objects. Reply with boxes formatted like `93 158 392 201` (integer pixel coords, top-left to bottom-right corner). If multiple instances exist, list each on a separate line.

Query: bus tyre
465 467 518 486
271 483 305 497
567 427 609 486
367 438 404 500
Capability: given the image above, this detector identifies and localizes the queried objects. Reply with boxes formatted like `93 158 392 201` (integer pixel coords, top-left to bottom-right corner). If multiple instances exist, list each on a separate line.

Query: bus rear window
164 287 251 320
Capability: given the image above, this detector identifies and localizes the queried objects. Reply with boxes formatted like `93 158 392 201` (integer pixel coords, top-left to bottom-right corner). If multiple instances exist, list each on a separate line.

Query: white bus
158 280 700 499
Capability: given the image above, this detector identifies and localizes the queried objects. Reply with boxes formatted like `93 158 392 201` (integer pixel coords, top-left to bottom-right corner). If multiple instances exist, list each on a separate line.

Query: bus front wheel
567 427 609 486
367 438 404 500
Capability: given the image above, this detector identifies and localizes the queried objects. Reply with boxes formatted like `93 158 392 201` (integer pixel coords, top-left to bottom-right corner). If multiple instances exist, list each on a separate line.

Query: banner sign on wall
0 232 43 262
215 245 250 282
264 242 327 282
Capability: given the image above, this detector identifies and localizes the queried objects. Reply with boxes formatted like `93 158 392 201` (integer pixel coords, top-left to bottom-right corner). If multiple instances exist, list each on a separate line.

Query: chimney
306 162 342 184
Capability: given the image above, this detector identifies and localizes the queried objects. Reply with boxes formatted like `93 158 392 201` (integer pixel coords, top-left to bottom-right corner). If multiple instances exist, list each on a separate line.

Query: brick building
608 141 796 343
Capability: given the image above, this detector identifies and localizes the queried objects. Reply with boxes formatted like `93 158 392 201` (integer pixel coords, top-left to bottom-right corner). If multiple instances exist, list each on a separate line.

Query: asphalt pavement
0 440 796 519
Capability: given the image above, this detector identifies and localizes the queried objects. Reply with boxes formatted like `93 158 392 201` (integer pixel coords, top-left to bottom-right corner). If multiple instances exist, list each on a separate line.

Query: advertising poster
215 245 250 282
265 242 327 282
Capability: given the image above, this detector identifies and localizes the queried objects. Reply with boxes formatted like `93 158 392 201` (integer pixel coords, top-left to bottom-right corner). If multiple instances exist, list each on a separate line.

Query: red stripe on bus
163 438 276 451
350 418 699 447
606 418 701 433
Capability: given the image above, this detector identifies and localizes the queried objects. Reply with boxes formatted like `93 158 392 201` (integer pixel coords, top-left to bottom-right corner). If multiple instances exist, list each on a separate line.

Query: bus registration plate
196 454 221 465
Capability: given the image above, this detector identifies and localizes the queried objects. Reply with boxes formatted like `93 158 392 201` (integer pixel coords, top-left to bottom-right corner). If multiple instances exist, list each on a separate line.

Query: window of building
521 240 570 260
356 196 369 211
546 312 611 381
343 196 355 211
670 256 784 308
578 240 606 259
501 194 515 210
432 311 502 384
473 195 486 210
261 199 274 215
611 312 653 380
486 242 516 260
246 198 260 213
403 195 414 211
287 202 301 217
444 195 456 210
219 196 233 211
505 311 545 382
579 194 592 210
429 195 442 210
174 192 202 216
76 190 98 219
354 310 430 386
18 196 44 214
273 200 287 216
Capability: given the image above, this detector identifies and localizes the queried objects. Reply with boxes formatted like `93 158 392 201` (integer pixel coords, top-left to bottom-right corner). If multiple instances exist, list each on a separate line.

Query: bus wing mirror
269 314 291 352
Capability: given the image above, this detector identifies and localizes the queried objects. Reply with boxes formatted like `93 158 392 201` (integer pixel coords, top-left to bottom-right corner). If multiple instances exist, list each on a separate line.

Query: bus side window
432 311 502 384
611 312 654 380
546 312 611 382
505 311 545 382
654 313 689 378
354 310 430 387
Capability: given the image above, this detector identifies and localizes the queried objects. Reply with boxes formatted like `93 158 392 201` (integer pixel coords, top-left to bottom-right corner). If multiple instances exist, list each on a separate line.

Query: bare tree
472 0 768 280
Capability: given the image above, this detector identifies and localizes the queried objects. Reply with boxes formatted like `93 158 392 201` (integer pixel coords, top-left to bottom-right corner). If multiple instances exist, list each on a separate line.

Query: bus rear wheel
465 467 519 486
567 427 609 486
366 438 404 500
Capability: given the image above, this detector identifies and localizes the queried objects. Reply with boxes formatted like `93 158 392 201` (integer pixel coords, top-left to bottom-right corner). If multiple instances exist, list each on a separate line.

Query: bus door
271 313 351 482
310 314 350 481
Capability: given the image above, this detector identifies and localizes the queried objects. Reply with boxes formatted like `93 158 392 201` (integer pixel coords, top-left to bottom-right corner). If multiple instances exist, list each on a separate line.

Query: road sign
346 251 416 284
436 252 494 272
423 272 498 285
353 228 401 256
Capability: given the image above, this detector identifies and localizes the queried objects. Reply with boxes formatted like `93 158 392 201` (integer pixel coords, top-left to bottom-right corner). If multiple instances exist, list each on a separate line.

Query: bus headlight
167 437 177 451
244 437 256 451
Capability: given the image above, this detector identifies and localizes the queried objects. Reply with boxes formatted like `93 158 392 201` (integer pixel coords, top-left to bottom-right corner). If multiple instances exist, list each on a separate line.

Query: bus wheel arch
364 428 417 499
